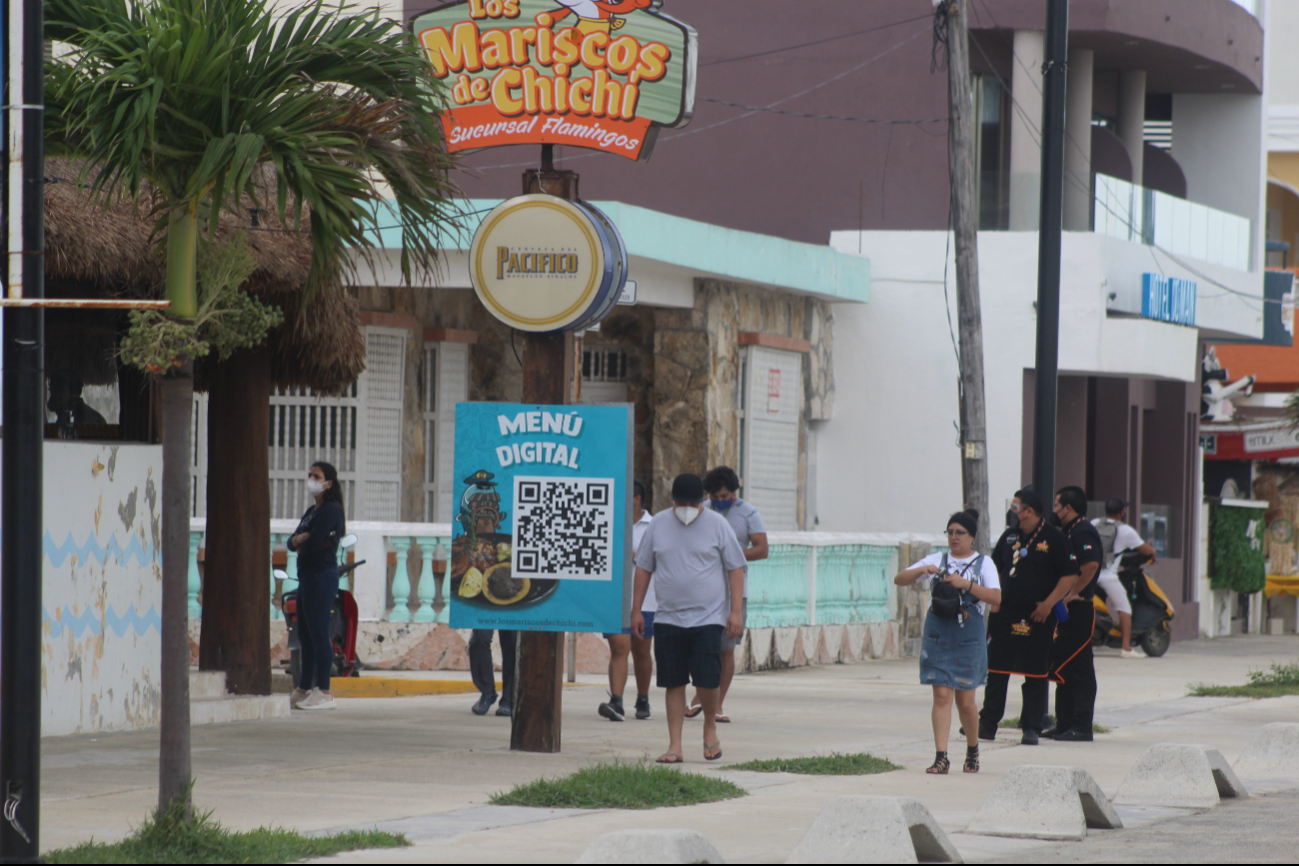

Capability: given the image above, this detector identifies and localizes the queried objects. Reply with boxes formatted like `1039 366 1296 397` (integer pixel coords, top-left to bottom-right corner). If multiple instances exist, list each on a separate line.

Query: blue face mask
712 498 736 511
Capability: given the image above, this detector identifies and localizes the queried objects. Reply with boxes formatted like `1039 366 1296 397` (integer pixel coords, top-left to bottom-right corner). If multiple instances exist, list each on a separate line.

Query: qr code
512 476 616 580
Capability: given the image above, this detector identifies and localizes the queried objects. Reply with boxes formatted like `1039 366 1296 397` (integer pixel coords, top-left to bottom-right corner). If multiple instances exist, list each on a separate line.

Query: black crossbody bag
930 554 983 619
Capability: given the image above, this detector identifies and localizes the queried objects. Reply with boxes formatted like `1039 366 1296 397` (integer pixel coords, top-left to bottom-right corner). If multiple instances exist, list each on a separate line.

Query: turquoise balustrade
284 542 299 598
270 533 284 619
187 531 203 617
413 536 443 623
389 536 414 622
746 544 813 628
811 544 895 624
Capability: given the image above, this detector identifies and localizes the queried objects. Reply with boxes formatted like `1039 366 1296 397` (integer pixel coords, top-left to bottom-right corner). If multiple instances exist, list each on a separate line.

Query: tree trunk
199 345 273 695
159 361 194 814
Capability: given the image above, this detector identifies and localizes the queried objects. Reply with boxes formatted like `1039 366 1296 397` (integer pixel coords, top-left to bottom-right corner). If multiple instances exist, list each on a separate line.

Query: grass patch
725 752 901 775
489 759 746 810
43 799 406 864
999 715 1109 734
1189 661 1299 699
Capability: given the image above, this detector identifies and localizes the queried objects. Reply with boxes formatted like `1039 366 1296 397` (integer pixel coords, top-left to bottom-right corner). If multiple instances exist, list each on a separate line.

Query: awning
1201 420 1299 460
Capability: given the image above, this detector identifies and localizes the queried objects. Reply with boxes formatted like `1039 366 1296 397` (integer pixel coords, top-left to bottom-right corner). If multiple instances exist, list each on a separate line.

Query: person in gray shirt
632 474 745 765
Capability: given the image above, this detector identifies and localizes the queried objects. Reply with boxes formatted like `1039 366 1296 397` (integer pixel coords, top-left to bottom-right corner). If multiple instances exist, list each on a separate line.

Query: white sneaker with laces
298 688 337 711
1119 648 1143 659
289 688 310 709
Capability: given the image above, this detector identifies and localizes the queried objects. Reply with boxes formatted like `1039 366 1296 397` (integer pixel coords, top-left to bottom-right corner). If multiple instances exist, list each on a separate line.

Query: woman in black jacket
288 461 346 711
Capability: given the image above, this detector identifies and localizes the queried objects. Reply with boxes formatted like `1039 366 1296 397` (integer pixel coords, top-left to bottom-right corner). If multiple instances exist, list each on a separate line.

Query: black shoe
1021 728 1040 745
495 703 512 717
634 695 651 720
1041 726 1060 740
472 694 496 716
975 725 997 742
1054 727 1094 742
598 695 626 722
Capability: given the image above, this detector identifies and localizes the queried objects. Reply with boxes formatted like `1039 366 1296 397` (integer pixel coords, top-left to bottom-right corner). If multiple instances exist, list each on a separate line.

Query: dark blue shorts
653 623 724 689
604 611 655 640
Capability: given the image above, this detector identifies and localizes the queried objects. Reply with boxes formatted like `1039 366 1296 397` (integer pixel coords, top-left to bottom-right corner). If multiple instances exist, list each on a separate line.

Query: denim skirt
919 607 987 690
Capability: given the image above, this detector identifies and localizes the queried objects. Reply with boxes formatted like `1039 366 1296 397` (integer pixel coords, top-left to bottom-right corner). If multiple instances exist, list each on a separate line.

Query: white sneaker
297 688 337 711
1119 648 1144 659
289 688 310 709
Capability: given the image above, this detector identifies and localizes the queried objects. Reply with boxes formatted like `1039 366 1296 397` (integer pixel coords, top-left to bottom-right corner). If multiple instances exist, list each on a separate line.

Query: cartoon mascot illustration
538 0 654 35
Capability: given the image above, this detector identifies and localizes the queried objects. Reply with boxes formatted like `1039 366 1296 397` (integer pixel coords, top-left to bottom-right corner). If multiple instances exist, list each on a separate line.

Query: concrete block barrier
964 765 1122 841
1113 743 1250 808
786 795 962 864
576 829 724 864
1234 723 1299 780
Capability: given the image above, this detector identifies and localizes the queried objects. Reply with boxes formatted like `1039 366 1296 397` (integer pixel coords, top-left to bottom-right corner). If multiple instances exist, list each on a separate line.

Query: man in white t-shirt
1093 498 1157 658
632 474 745 765
598 481 657 722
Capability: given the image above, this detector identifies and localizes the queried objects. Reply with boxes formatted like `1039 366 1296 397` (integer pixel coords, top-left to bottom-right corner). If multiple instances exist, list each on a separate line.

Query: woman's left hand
941 574 969 591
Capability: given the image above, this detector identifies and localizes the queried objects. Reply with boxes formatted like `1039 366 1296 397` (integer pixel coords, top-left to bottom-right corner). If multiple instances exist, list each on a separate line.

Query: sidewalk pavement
40 635 1299 863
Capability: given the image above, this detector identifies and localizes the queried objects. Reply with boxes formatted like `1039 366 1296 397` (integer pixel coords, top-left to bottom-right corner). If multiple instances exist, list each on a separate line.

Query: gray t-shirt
707 499 766 598
635 508 747 629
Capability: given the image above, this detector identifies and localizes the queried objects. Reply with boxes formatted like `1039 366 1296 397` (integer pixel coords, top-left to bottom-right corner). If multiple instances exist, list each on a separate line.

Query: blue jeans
297 568 339 691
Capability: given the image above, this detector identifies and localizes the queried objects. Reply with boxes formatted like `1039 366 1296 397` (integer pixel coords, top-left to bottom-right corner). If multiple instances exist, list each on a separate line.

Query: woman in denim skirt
894 510 1001 774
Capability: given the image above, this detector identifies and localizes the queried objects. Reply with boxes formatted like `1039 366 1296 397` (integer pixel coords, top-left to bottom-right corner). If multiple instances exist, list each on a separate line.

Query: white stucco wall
42 442 163 736
817 229 1217 534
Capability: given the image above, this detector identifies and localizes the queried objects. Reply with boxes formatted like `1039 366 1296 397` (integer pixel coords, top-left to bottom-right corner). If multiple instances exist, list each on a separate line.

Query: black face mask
1006 509 1020 530
1048 510 1063 528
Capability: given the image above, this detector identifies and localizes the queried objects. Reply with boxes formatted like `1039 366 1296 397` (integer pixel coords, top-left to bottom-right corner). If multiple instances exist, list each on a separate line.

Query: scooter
1091 549 1176 657
279 533 365 683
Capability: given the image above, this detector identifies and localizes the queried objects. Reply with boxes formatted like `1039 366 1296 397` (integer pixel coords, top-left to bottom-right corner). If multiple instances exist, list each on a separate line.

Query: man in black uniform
1045 485 1103 741
979 489 1080 745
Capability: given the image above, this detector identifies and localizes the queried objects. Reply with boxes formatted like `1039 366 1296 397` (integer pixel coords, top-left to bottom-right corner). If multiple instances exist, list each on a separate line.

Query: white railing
1094 173 1252 271
186 521 948 627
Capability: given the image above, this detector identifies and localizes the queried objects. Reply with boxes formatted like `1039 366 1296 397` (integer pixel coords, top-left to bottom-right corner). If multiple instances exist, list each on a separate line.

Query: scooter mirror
340 533 358 550
273 569 289 581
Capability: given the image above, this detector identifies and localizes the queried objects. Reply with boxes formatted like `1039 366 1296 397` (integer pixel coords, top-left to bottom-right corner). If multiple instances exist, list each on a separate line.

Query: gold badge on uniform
1036 542 1049 552
1011 620 1032 637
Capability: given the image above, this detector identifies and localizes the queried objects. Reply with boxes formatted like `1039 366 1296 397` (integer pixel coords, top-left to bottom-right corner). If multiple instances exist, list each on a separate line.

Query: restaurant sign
413 0 696 161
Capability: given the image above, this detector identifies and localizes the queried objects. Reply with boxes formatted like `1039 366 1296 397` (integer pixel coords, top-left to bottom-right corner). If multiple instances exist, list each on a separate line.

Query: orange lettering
620 82 640 118
470 76 490 101
491 67 525 115
467 0 487 19
480 29 510 68
569 77 593 114
509 27 538 65
422 22 482 77
522 67 553 114
553 28 581 66
634 42 669 83
580 32 608 70
591 69 622 118
536 26 554 64
606 36 640 75
554 74 571 113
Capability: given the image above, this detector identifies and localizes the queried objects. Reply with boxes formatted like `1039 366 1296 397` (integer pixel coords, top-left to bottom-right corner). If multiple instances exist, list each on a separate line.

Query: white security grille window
740 345 803 531
581 346 629 404
423 340 469 522
268 383 359 520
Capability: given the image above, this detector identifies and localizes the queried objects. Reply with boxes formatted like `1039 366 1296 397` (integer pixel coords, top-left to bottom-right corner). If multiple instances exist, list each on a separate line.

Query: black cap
1105 497 1127 515
671 473 704 503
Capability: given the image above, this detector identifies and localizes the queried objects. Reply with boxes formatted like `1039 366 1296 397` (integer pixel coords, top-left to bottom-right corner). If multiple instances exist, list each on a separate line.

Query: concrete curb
786 795 962 864
576 829 725 864
1114 743 1250 808
1233 723 1299 780
964 765 1123 841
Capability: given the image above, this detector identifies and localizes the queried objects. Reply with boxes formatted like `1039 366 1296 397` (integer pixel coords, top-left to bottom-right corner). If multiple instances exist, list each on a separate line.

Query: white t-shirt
705 499 765 599
1093 519 1145 577
631 510 656 612
635 508 747 629
908 551 1001 616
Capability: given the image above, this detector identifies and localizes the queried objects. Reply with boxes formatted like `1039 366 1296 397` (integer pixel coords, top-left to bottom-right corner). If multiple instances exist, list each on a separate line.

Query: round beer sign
470 194 624 332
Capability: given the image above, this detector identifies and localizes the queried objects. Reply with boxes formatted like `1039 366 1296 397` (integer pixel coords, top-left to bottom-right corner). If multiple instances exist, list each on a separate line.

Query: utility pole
1 0 45 857
1031 0 1069 500
510 144 577 753
943 0 990 553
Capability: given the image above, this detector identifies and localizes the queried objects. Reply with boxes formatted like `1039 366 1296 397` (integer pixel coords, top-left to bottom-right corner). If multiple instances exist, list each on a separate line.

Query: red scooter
278 533 364 682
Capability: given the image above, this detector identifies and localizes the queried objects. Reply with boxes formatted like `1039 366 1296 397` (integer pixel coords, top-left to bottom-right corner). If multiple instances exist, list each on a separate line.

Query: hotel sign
1141 273 1197 327
414 0 696 161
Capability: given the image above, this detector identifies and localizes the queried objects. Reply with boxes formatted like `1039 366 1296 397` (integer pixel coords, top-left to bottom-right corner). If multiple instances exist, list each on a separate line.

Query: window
580 347 630 404
422 340 469 522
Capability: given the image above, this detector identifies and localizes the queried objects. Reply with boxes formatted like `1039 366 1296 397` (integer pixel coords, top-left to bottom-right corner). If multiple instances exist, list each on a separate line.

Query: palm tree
46 0 457 811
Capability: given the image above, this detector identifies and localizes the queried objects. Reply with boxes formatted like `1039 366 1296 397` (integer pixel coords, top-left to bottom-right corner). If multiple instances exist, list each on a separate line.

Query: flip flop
684 705 703 719
704 742 723 761
715 714 731 724
656 753 683 764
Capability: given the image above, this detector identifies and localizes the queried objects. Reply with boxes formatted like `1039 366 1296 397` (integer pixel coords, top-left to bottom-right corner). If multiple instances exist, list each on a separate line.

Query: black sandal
925 751 950 774
963 745 980 774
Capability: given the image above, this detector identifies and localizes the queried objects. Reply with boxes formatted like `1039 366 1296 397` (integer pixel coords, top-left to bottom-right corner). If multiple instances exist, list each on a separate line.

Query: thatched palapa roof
43 158 366 393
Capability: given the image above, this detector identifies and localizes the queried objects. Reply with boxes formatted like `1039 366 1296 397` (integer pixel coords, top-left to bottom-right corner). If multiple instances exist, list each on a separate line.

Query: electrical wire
696 97 946 126
702 12 933 68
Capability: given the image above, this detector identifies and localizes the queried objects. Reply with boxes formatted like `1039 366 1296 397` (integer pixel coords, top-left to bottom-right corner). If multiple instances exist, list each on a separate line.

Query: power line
701 13 933 68
696 97 946 126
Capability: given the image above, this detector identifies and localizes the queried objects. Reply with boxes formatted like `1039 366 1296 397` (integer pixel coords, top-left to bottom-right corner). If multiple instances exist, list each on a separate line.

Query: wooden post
944 0 991 553
511 145 580 753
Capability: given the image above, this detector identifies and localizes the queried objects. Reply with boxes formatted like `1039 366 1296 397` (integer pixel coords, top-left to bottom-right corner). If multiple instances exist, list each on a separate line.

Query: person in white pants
1093 498 1157 658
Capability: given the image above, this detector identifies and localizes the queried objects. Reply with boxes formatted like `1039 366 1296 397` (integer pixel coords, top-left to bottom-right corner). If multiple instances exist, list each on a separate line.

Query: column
413 536 437 623
1063 48 1094 232
436 538 451 624
187 531 203 617
1009 30 1045 230
389 536 413 622
1117 69 1147 187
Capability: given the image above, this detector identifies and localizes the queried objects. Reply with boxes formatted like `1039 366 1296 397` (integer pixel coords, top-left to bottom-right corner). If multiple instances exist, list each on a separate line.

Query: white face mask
674 506 701 525
306 479 326 496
